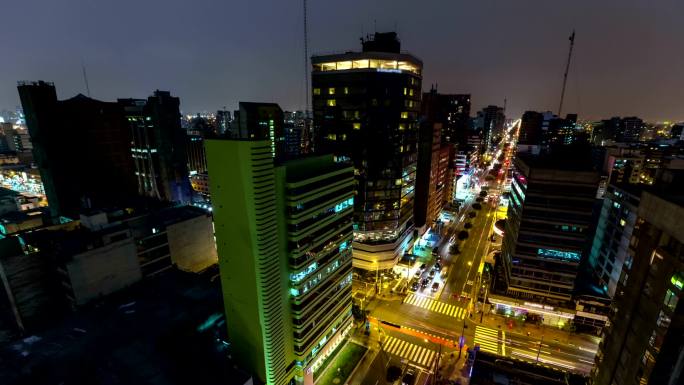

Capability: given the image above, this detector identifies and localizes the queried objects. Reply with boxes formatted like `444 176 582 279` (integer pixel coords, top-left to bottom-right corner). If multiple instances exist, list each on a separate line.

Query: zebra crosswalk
382 335 438 369
474 326 500 354
403 293 466 319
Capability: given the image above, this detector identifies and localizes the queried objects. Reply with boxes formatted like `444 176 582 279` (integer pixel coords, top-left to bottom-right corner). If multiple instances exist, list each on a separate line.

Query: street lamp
536 335 545 362
374 261 379 294
457 318 468 359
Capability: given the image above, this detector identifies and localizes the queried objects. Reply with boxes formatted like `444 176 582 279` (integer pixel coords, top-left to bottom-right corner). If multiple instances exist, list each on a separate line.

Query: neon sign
334 197 354 213
537 248 580 261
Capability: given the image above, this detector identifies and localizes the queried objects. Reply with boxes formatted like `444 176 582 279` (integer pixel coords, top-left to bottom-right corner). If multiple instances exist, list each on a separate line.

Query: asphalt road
357 128 598 382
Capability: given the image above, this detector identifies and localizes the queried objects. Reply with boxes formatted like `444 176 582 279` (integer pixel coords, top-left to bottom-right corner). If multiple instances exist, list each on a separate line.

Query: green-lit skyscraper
206 135 354 385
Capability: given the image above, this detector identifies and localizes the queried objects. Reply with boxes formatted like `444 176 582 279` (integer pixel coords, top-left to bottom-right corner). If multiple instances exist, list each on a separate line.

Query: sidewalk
437 350 470 385
346 324 384 384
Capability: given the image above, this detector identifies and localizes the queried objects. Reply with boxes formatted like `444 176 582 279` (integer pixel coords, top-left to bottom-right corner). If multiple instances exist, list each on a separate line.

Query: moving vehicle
431 247 439 256
402 368 416 385
421 278 429 288
419 263 427 271
410 280 420 291
431 282 439 292
428 269 436 278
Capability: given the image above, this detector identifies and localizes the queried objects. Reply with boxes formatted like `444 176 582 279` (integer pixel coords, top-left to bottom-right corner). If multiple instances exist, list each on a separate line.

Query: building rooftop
517 145 597 172
0 267 252 385
283 155 352 183
470 350 588 385
0 187 20 198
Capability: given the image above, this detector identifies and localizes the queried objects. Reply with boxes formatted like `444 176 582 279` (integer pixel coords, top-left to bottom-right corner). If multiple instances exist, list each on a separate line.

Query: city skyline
2 2 684 385
1 0 683 121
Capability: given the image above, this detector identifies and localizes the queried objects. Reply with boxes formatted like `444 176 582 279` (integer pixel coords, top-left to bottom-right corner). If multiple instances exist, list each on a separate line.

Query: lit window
409 89 414 96
671 274 684 290
344 87 349 94
395 179 403 186
321 62 336 71
336 61 352 70
328 88 335 95
353 123 361 130
620 219 626 227
352 59 369 68
379 60 397 69
341 134 347 140
399 123 406 131
327 134 337 140
403 87 407 95
313 88 320 95
327 99 336 107
401 111 408 119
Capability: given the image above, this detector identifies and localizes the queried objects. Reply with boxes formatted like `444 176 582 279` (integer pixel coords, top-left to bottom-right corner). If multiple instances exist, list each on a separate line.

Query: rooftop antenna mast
81 60 91 97
558 30 575 116
303 0 310 114
301 0 313 153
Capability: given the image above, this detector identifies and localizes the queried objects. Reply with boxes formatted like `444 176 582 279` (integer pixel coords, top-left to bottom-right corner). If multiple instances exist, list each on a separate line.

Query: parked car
431 247 439 256
431 282 440 292
428 269 436 278
421 278 430 288
433 262 441 271
410 280 420 291
420 263 427 271
414 270 421 278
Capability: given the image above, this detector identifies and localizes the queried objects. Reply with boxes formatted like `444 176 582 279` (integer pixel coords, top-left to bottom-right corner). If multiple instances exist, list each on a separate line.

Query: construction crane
558 30 575 117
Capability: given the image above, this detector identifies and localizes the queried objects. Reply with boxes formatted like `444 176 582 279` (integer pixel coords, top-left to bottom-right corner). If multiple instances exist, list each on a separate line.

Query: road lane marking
382 336 438 370
404 293 465 319
474 326 500 354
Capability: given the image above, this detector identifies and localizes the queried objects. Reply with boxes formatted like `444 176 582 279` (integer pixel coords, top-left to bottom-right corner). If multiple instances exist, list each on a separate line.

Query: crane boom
558 30 575 116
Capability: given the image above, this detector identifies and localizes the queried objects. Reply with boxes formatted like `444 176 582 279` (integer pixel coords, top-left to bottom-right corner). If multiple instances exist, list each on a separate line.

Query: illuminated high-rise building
119 91 192 204
311 31 422 270
479 105 505 153
593 182 684 385
206 135 354 385
496 148 600 322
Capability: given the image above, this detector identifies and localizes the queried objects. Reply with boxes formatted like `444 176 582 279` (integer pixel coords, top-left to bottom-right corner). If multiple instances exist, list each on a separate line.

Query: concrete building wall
67 237 142 306
167 214 217 273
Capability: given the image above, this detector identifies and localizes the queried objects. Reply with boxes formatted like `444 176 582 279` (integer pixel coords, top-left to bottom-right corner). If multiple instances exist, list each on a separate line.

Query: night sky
2 0 683 121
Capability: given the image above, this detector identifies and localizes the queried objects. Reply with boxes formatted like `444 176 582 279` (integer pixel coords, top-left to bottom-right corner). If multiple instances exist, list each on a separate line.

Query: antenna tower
303 0 309 114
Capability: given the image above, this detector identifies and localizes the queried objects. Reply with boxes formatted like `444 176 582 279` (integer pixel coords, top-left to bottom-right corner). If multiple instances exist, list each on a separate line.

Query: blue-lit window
290 262 317 283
